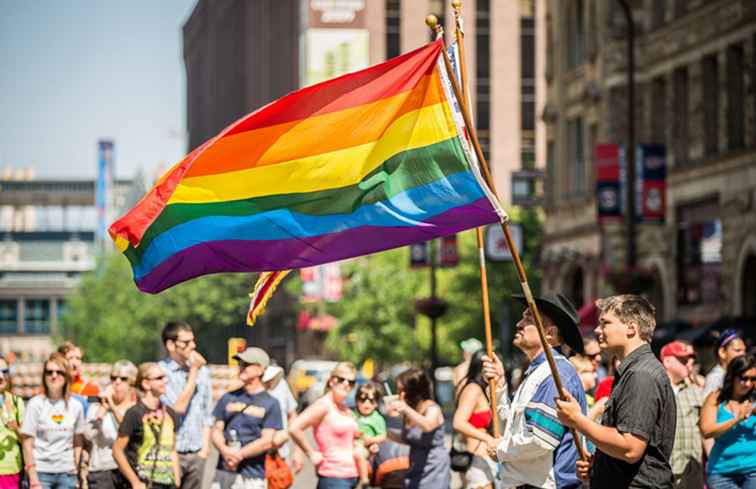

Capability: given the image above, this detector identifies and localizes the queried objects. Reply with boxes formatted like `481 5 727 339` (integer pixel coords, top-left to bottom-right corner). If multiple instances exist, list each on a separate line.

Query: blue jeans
38 473 77 489
316 476 358 489
708 472 756 489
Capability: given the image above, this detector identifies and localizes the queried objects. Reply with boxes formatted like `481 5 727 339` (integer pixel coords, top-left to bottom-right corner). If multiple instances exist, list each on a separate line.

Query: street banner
110 40 503 293
96 140 114 246
439 234 459 267
595 143 622 222
410 242 430 268
636 144 666 223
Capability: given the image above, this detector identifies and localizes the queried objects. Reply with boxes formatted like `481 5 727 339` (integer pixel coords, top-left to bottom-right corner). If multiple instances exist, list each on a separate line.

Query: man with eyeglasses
211 347 282 489
158 321 213 489
661 341 704 489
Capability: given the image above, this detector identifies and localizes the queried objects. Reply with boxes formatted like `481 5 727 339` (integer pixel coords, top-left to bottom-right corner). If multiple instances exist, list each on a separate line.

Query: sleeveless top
313 397 359 478
707 402 756 476
468 410 492 430
401 403 450 489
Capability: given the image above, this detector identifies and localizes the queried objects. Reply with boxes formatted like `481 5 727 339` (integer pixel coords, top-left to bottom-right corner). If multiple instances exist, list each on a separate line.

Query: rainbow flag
109 40 505 293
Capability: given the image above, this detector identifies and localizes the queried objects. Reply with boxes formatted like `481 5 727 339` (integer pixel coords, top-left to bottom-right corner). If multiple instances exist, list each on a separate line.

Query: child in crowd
354 383 387 487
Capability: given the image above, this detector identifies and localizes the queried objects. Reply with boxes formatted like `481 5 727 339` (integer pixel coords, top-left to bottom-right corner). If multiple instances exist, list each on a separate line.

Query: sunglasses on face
45 369 65 377
110 375 131 383
0 368 9 375
357 396 376 403
172 338 196 347
738 375 756 383
333 375 356 387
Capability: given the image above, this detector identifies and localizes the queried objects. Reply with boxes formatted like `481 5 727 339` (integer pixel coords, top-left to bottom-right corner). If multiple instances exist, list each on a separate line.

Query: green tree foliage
319 208 543 367
60 252 253 363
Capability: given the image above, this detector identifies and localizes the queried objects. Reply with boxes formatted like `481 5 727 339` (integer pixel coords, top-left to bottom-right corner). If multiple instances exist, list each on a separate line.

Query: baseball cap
660 341 694 359
460 338 483 354
262 365 283 384
234 347 270 369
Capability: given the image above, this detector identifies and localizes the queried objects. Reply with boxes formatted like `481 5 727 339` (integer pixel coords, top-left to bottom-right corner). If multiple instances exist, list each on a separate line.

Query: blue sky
0 0 196 179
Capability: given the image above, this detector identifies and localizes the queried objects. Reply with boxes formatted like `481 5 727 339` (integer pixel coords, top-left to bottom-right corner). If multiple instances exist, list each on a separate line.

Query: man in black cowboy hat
481 292 587 489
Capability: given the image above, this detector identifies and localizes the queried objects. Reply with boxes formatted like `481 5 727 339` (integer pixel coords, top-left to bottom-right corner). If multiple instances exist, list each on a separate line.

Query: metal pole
430 239 439 375
618 0 636 269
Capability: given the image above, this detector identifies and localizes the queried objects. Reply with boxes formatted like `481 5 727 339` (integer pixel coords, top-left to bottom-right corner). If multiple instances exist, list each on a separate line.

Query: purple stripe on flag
135 198 498 293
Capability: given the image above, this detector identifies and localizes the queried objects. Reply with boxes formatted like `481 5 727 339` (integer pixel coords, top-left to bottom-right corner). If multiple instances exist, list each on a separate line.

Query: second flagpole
426 10 589 460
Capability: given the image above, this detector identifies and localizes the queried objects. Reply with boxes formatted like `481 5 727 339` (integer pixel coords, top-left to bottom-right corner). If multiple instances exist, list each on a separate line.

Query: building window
677 200 721 306
727 44 745 150
0 300 17 335
651 76 666 145
653 0 666 29
674 0 686 18
702 54 719 156
567 117 585 196
567 0 585 69
521 17 535 132
385 0 401 59
476 0 491 159
24 299 50 335
673 67 689 165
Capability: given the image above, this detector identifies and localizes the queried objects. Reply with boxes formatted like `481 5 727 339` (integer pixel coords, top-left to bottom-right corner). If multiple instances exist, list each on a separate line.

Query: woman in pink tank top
289 362 362 489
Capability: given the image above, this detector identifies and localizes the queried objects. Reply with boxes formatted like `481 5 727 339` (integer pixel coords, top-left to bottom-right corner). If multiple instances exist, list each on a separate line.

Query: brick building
542 0 756 323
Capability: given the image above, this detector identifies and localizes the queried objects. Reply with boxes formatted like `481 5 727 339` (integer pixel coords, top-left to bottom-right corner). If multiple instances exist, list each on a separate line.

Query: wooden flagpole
426 11 588 459
445 1 499 438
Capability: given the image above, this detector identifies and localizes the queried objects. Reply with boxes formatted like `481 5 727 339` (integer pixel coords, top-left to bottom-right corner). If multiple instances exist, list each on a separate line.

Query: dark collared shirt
591 343 677 489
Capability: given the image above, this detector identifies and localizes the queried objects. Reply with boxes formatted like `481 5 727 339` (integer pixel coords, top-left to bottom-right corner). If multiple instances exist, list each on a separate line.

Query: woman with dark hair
452 350 496 489
388 368 450 489
704 329 747 397
700 354 756 488
20 352 86 489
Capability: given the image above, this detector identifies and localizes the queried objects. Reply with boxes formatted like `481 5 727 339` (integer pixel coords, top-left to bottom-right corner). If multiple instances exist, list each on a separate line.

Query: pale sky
0 0 197 180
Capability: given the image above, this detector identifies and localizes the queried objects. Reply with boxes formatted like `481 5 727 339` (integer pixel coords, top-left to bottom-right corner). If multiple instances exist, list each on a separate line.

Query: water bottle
225 429 242 471
228 429 242 450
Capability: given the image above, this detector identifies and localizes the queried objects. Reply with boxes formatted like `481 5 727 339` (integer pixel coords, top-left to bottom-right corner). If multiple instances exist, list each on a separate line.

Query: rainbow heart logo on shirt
51 414 64 424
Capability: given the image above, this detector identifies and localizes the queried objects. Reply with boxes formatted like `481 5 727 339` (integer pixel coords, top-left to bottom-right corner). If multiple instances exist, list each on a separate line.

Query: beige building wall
490 2 521 206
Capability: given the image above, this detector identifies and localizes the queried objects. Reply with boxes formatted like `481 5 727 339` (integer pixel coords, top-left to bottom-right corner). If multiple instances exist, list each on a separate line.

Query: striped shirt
159 358 214 453
495 349 587 489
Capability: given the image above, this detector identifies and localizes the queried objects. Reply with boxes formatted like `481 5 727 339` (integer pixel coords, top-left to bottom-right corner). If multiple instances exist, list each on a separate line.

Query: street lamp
616 0 636 269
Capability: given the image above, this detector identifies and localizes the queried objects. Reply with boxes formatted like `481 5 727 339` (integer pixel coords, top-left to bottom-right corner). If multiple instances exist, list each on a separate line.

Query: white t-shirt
20 395 86 474
268 379 297 458
83 402 120 472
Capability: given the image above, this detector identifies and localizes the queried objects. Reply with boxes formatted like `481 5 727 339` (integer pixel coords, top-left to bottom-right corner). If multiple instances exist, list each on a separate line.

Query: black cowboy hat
511 292 584 355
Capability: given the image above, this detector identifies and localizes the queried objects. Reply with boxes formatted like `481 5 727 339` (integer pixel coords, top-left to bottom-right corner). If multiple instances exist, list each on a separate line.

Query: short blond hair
596 294 656 342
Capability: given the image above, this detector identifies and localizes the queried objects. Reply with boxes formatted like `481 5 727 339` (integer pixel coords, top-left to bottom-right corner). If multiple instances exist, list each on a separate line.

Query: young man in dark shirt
555 294 677 489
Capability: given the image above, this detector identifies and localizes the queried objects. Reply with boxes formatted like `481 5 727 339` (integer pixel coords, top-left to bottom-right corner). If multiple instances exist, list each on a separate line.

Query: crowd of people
0 294 754 489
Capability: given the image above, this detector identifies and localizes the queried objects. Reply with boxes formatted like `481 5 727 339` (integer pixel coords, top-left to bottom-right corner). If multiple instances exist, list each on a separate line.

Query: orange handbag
265 449 294 489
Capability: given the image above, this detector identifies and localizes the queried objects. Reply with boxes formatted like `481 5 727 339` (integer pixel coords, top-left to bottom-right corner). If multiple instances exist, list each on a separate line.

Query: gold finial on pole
425 14 443 39
451 0 462 10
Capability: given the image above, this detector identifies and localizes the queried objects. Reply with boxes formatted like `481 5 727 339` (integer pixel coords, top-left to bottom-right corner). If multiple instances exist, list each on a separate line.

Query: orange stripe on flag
247 270 291 326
